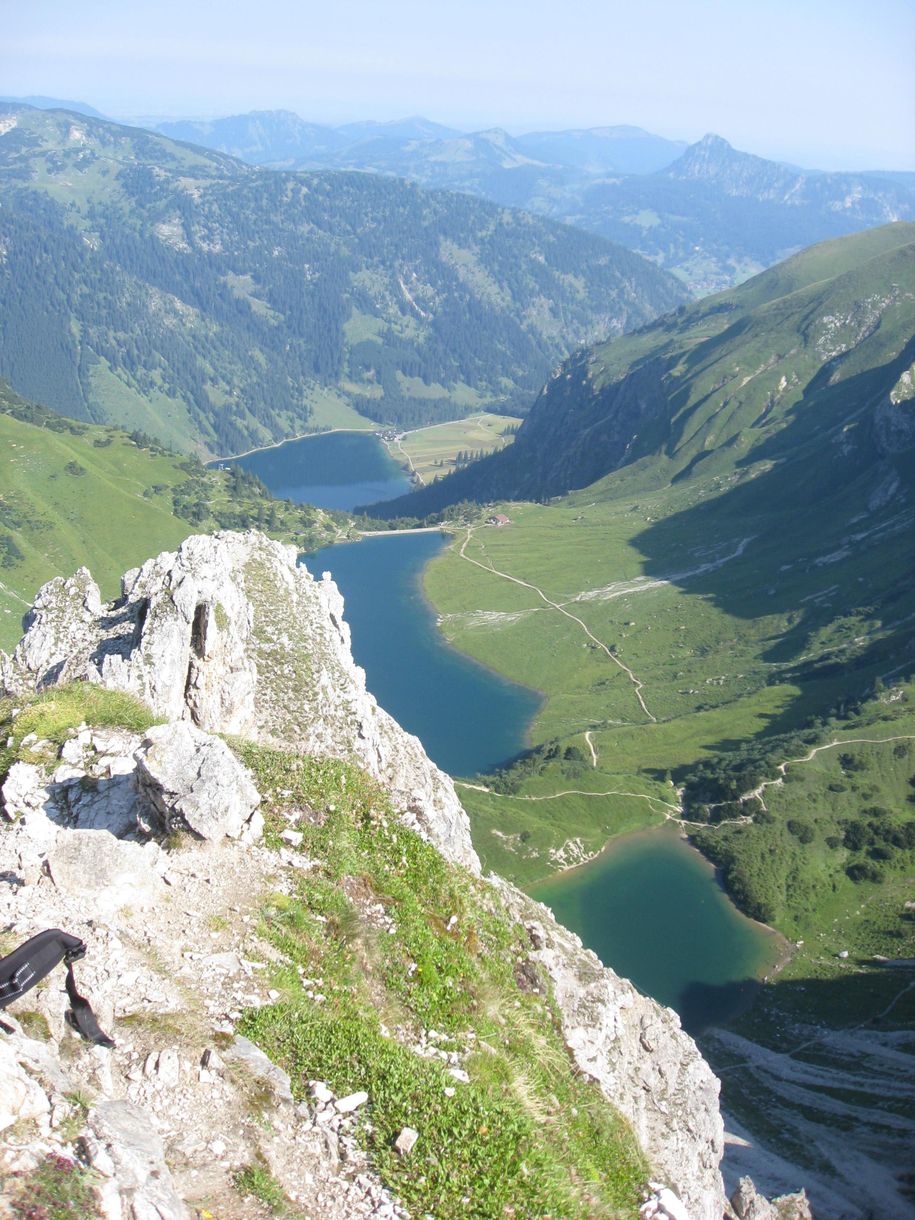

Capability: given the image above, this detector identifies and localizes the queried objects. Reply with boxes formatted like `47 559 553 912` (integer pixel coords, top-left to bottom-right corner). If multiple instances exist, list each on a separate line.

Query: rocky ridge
1 531 477 874
0 531 808 1219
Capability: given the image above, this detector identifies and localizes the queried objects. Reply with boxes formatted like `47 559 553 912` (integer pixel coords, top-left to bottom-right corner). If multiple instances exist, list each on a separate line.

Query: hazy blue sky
4 0 913 169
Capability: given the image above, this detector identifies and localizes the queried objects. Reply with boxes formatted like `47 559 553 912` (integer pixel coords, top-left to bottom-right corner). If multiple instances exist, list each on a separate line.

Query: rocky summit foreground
0 531 808 1219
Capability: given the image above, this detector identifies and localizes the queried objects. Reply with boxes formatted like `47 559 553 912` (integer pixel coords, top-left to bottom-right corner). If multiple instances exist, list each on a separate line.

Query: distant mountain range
0 103 683 455
151 110 915 294
155 110 688 176
0 94 108 120
8 99 911 295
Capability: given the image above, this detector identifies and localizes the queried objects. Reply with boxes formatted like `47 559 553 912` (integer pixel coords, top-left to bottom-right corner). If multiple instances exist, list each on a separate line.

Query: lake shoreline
304 531 542 776
529 820 787 1031
530 820 792 979
207 425 375 464
229 439 785 1031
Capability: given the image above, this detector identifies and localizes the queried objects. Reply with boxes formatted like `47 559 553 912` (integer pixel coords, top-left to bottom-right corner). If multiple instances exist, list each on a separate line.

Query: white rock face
0 529 787 1217
87 1099 188 1219
46 831 164 916
0 1038 51 1132
2 531 478 873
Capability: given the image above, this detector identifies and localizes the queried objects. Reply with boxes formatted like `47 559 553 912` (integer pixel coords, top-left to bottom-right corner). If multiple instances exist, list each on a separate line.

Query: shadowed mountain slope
372 223 915 514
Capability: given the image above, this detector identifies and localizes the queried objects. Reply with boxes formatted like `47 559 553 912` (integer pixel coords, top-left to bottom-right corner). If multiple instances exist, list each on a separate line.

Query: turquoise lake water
219 431 412 511
531 827 779 1033
304 533 543 777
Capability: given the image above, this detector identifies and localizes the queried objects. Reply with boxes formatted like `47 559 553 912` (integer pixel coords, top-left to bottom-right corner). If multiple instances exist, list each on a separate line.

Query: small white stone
280 829 304 847
394 1127 419 1156
334 1091 369 1113
156 1049 180 1088
209 1139 226 1156
310 1081 334 1104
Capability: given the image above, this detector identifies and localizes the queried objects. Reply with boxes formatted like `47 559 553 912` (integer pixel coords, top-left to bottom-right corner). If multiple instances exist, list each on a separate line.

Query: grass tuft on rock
0 683 160 783
3 1152 101 1219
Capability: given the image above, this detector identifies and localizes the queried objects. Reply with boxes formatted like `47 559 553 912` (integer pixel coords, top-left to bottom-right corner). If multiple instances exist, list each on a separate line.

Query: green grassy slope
0 685 648 1217
0 103 684 455
0 383 343 649
415 222 915 878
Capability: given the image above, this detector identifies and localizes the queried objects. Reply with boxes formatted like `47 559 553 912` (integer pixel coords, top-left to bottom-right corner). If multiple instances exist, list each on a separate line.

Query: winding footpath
454 779 680 817
734 733 915 813
584 730 598 768
0 577 31 608
456 528 656 721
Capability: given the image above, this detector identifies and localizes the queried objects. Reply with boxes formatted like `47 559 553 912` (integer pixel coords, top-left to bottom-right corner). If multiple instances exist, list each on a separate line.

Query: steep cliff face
0 531 805 1219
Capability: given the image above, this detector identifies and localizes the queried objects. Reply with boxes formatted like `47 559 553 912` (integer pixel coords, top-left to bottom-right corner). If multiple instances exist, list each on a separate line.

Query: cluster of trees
350 499 480 527
0 534 23 568
486 740 589 794
690 740 915 927
680 725 822 818
169 462 334 551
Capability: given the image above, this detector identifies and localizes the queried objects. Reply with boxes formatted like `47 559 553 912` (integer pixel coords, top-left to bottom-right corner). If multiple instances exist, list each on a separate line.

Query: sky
3 0 914 170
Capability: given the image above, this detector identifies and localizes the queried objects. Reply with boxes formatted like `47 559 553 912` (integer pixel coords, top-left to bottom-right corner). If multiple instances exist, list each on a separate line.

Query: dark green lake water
219 431 412 511
304 533 543 777
531 827 779 1033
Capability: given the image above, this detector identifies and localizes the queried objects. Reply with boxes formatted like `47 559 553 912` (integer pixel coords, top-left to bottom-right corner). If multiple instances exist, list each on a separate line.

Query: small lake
304 533 543 776
531 826 780 1033
217 431 412 511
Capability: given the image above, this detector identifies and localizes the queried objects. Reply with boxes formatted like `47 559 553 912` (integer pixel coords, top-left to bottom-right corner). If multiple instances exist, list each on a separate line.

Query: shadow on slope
631 344 915 745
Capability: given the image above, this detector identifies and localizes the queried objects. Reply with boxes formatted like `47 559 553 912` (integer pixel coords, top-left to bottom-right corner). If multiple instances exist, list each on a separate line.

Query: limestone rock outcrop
0 1039 51 1134
730 1176 813 1220
86 1100 188 1220
1 531 478 873
136 722 262 842
46 831 164 917
0 530 790 1218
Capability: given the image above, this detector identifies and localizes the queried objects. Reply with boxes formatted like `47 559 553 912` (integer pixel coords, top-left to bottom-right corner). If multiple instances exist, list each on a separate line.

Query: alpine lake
233 428 780 1033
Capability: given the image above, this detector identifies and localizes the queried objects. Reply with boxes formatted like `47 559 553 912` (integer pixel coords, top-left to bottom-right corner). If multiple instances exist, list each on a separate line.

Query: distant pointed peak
696 132 732 150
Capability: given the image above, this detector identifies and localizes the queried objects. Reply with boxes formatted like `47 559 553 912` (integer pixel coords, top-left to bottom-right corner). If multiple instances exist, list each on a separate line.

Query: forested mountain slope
567 134 915 292
0 104 684 455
